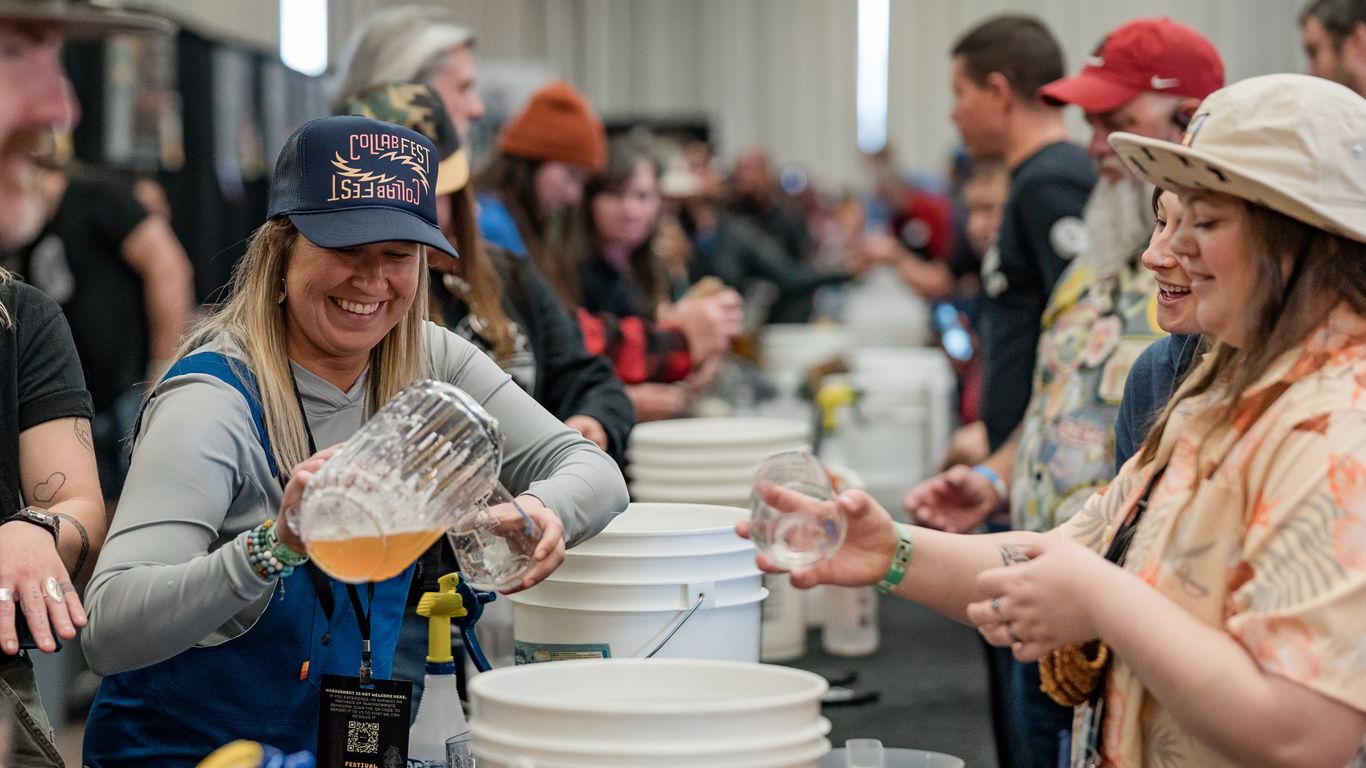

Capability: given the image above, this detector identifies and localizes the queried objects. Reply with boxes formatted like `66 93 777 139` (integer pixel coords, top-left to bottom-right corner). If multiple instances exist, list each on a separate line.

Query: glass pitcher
298 380 503 583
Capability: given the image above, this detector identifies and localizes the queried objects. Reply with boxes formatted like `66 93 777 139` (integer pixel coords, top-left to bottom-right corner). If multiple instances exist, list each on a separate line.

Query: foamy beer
298 380 502 583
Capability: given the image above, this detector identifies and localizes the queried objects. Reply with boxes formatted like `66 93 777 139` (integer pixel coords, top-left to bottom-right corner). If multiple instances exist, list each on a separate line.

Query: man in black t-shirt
0 4 171 767
15 164 194 502
906 16 1095 768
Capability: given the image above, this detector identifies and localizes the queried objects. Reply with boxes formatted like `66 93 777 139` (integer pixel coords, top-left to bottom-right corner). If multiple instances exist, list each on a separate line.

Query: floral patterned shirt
1058 305 1366 767
1011 258 1165 532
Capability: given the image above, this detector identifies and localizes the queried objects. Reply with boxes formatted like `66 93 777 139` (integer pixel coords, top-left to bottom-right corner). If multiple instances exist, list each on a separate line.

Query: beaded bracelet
875 523 915 595
246 519 308 581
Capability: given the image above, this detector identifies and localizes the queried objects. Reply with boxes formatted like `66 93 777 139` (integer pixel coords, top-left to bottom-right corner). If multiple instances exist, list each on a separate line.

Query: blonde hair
166 217 431 475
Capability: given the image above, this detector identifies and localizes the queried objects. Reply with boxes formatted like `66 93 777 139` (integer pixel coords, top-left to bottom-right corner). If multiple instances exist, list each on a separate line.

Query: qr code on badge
346 720 379 754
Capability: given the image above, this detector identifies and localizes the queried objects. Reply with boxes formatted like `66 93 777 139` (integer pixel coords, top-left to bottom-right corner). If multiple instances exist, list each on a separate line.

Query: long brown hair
472 152 552 268
164 218 430 474
1137 201 1366 466
555 141 671 315
433 185 515 361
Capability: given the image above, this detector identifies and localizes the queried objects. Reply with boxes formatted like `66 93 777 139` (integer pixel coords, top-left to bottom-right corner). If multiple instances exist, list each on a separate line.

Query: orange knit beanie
497 81 607 172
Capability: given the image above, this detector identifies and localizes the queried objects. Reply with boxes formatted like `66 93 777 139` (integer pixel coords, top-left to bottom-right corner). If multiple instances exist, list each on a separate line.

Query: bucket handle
643 581 713 658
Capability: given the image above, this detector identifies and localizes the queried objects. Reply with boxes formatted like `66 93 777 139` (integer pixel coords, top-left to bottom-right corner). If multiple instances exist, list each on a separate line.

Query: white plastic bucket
511 577 764 662
819 748 965 768
510 503 765 662
471 717 830 766
469 658 829 767
630 417 810 453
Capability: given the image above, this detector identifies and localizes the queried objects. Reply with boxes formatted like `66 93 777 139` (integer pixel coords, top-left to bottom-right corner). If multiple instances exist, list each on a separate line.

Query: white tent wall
132 0 1307 188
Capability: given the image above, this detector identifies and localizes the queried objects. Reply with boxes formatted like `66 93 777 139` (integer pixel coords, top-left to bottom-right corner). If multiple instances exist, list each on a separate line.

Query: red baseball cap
1038 18 1224 114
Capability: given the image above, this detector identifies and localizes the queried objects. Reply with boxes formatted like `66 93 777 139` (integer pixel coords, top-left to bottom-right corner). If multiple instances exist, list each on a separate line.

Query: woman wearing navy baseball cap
77 115 628 765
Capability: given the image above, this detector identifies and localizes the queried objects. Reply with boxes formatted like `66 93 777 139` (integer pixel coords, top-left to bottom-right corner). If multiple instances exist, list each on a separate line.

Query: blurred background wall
131 0 1305 187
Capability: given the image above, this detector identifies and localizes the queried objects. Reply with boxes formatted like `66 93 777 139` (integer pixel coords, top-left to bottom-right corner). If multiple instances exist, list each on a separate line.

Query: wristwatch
2 507 60 542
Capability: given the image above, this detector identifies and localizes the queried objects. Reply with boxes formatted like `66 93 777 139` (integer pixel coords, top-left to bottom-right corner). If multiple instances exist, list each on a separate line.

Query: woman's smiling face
1170 189 1258 348
283 236 422 371
1142 190 1199 334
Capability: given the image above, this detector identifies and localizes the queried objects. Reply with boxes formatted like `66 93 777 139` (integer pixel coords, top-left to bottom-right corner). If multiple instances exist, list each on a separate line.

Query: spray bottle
408 573 472 766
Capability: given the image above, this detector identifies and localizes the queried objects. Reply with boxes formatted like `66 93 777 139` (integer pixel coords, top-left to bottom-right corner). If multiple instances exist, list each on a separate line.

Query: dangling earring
277 279 286 304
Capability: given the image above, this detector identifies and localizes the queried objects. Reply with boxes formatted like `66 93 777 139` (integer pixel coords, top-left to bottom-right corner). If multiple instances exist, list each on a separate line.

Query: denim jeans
0 653 64 768
1009 658 1074 768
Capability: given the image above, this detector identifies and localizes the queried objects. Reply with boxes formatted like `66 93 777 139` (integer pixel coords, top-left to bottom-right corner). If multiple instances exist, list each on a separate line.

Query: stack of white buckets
625 418 813 661
508 503 766 662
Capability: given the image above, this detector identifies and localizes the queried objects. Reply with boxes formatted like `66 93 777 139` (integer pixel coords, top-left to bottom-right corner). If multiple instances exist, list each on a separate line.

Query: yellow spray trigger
416 572 467 664
816 379 857 432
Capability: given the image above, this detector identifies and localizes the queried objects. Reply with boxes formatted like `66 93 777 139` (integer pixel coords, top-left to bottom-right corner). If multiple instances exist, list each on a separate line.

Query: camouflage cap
346 81 469 195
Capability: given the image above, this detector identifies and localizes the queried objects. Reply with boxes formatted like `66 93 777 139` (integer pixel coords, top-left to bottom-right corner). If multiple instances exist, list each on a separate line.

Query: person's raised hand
276 443 345 553
736 487 896 590
903 464 998 534
966 536 1112 661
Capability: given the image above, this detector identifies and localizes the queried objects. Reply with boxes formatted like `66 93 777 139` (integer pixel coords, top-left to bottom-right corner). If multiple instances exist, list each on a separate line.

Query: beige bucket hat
0 0 173 38
1108 73 1366 244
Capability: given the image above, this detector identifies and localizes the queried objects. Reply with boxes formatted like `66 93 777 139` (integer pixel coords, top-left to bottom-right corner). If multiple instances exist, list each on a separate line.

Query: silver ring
43 577 63 603
0 587 11 602
1006 623 1023 644
990 596 1003 618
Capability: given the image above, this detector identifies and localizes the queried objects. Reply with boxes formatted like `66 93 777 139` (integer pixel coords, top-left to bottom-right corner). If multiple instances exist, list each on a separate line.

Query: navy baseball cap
268 115 457 258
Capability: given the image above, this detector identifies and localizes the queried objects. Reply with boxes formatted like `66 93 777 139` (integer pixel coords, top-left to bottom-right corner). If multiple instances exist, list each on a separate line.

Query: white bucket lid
628 481 752 506
472 738 831 768
469 658 827 716
472 716 831 758
630 418 809 451
627 443 808 469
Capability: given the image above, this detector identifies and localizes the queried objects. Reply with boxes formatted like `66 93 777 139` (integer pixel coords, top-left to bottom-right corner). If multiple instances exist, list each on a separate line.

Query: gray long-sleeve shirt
83 322 627 675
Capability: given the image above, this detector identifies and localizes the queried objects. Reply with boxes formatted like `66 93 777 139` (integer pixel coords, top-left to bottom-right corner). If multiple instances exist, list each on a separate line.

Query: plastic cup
846 738 885 768
446 482 542 591
749 449 846 569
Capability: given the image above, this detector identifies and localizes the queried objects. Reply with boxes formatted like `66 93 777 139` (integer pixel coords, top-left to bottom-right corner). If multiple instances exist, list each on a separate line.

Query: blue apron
83 353 414 767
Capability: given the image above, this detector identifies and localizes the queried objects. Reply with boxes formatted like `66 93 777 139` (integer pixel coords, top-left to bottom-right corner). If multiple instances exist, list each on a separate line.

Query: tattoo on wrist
32 472 66 503
56 513 90 577
999 544 1030 567
75 420 94 454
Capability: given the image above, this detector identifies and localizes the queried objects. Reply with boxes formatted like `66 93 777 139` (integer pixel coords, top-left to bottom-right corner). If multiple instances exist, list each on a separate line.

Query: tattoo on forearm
75 420 94 454
999 544 1030 567
32 472 66 503
56 513 90 577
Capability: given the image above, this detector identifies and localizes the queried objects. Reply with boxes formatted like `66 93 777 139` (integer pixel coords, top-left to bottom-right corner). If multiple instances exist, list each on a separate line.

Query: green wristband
875 522 915 595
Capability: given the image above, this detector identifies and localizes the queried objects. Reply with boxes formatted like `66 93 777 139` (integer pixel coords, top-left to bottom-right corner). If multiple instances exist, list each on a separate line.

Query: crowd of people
0 1 1362 767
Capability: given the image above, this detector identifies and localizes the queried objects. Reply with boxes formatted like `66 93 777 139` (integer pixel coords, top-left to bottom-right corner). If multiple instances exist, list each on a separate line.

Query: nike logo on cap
1086 56 1105 68
1151 75 1181 89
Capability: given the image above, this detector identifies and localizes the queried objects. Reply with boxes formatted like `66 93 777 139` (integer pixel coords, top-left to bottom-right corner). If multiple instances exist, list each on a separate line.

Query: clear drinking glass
749 449 846 569
297 380 503 583
446 734 474 767
446 482 542 591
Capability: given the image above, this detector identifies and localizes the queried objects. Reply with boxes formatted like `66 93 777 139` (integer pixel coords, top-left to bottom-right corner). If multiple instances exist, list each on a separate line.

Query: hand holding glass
749 449 846 569
446 482 542 591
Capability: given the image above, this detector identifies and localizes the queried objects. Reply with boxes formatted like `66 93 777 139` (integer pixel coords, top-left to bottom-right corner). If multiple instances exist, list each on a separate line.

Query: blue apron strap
151 352 279 478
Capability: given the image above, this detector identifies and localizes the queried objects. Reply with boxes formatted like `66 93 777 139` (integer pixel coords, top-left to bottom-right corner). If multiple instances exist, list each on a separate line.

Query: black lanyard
288 369 377 684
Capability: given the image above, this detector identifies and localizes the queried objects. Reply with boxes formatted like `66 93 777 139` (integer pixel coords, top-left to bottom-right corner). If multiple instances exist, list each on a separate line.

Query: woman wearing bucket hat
77 115 627 765
745 74 1366 767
